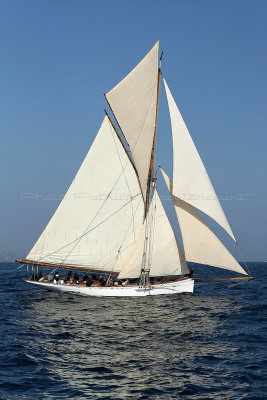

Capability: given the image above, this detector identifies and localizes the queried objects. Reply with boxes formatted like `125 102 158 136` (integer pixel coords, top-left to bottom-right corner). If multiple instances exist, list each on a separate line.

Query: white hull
25 279 194 297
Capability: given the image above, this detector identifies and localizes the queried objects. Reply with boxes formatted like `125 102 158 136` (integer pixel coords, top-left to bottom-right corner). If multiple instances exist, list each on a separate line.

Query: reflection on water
0 263 266 399
17 292 245 398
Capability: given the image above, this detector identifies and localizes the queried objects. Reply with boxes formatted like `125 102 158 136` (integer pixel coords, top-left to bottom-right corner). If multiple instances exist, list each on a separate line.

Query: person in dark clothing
101 277 107 286
185 268 194 278
73 272 79 283
66 271 72 281
99 275 104 285
54 272 60 283
92 274 97 281
85 276 93 287
29 271 36 281
37 271 43 281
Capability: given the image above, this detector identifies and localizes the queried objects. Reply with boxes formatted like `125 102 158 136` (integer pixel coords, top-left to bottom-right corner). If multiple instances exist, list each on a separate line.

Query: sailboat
16 41 252 296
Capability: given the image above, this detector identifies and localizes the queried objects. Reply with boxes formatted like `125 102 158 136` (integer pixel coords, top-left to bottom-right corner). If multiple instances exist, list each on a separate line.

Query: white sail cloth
27 116 144 272
118 190 189 279
106 42 159 198
161 169 247 275
163 79 236 241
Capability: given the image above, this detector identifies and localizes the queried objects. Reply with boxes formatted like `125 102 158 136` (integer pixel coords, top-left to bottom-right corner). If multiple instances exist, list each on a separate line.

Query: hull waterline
25 279 194 297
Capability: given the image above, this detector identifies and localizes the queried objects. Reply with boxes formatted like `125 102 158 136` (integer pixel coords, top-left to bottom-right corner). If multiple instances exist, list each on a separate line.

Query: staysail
163 79 236 241
118 190 189 278
161 169 247 275
27 116 144 273
105 42 159 199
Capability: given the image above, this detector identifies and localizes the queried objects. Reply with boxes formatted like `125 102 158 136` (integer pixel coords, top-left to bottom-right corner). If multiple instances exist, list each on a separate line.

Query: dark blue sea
0 262 266 399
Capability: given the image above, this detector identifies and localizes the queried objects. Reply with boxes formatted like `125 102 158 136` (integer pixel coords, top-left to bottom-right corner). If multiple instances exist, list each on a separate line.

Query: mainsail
118 190 189 279
27 116 144 273
161 169 247 275
105 41 159 199
163 79 236 241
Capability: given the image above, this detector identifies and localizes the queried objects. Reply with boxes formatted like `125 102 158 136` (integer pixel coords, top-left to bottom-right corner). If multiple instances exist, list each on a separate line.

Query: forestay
118 190 189 279
163 79 236 241
106 42 159 199
27 116 144 273
161 169 247 275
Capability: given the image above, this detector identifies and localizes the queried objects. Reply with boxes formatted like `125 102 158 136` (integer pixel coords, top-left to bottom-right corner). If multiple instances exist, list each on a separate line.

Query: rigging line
154 71 162 180
147 192 157 272
37 193 141 262
145 69 161 218
140 205 149 278
161 263 189 280
155 113 160 178
38 224 47 261
44 267 58 276
46 193 140 261
151 70 161 179
146 187 157 266
111 247 122 272
143 203 151 274
216 279 249 291
105 110 144 203
141 213 149 272
140 186 157 281
110 119 136 241
105 110 137 176
236 242 252 276
104 94 129 146
93 196 143 268
108 242 125 275
148 205 153 270
148 188 158 270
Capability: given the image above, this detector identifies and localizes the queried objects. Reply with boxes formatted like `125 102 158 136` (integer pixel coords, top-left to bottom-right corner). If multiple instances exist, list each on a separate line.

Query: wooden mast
144 65 161 218
139 59 161 287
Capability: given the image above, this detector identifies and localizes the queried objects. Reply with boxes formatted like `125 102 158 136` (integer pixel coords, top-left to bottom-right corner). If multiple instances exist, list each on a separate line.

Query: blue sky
1 0 266 260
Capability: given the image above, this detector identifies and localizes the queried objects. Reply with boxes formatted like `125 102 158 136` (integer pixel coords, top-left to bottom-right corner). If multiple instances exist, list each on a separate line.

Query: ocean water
0 262 266 400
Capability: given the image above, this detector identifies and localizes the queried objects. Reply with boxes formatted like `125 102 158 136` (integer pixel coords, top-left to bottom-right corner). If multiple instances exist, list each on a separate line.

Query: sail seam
94 196 143 269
